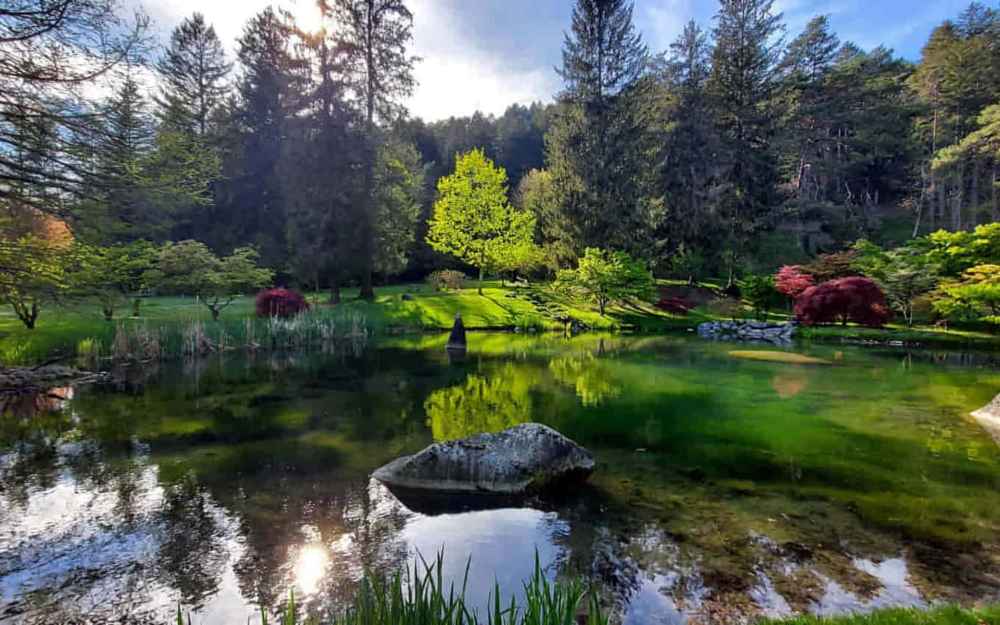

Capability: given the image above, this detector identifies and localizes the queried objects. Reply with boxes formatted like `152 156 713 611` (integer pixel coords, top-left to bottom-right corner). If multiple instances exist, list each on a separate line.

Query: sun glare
288 0 325 34
294 544 330 596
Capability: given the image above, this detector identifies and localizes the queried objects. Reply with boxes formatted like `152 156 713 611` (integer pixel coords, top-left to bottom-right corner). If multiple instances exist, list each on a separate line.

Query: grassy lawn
1 280 998 365
763 604 1000 625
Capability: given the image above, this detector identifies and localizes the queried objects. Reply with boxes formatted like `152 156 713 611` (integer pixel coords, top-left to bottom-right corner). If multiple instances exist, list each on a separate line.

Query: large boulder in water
972 393 1000 444
373 423 594 497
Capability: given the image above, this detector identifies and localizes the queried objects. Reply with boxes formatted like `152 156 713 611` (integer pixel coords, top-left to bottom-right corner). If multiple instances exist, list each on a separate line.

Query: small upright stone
446 312 466 351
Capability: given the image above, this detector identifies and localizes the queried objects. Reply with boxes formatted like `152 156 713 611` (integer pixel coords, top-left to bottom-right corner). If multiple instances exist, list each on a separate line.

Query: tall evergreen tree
323 0 417 300
547 0 652 257
155 13 232 136
282 28 362 302
86 70 157 243
152 13 230 241
0 0 147 219
911 5 1000 232
217 8 308 269
708 0 784 284
651 20 722 271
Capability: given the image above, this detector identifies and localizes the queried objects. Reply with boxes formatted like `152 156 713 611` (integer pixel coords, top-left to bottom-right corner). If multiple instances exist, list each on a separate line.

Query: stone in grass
373 423 595 498
446 312 466 351
972 393 1000 444
727 350 832 365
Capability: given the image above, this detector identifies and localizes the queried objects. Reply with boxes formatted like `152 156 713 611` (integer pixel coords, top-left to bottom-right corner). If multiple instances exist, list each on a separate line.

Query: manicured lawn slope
0 280 997 365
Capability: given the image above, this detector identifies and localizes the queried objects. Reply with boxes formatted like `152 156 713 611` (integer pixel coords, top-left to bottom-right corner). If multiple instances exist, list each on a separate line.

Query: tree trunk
103 306 113 321
329 278 341 305
970 157 979 225
210 306 220 321
952 165 963 231
15 302 38 330
359 3 377 302
992 163 998 222
478 266 484 296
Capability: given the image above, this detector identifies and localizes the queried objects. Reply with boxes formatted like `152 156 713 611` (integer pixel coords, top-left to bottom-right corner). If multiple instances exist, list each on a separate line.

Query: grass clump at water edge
179 553 607 625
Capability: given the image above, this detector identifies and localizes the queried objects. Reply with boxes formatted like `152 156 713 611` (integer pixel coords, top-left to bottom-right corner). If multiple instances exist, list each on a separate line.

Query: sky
133 0 989 121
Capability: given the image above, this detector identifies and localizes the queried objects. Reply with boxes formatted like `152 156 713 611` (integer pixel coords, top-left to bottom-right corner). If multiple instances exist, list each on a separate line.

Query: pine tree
708 0 784 285
155 13 232 136
87 70 158 243
547 0 652 257
651 20 722 271
323 0 417 300
281 30 363 303
216 8 308 268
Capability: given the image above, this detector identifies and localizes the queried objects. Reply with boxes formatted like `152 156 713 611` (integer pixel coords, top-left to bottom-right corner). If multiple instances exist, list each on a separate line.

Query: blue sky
140 0 989 120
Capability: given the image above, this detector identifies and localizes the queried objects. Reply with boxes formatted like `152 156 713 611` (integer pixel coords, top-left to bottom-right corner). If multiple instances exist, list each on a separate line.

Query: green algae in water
1 336 998 624
727 350 833 365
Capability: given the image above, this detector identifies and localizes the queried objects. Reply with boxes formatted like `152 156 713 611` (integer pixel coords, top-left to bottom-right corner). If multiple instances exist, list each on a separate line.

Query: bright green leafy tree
923 222 1000 276
426 149 537 294
853 240 939 327
147 240 273 320
934 264 1000 328
72 241 158 321
555 248 654 316
0 234 70 329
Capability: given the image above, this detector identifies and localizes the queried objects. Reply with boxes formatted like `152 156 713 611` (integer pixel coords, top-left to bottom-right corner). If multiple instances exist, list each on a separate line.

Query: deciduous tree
554 248 654 316
426 150 536 294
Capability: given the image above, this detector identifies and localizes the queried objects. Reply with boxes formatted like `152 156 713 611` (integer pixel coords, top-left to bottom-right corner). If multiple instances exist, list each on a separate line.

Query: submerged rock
373 423 594 497
446 312 466 351
728 350 832 365
972 393 1000 444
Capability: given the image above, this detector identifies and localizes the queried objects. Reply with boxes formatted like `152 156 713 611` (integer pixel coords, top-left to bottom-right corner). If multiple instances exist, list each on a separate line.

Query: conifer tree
323 0 417 300
155 13 232 136
547 0 652 257
708 0 784 284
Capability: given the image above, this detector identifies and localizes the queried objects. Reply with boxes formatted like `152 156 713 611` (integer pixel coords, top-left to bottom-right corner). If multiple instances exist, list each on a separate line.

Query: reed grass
179 553 606 625
83 308 371 364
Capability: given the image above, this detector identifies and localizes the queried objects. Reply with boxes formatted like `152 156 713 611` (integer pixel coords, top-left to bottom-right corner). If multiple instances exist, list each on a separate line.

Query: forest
1 0 999 329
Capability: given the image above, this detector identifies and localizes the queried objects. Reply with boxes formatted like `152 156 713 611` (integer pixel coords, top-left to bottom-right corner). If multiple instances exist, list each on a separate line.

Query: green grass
2 281 998 365
796 323 1000 349
761 604 1000 625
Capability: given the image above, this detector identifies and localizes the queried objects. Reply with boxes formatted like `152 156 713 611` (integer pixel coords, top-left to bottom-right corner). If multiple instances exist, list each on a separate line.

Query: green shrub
740 274 784 319
427 270 467 291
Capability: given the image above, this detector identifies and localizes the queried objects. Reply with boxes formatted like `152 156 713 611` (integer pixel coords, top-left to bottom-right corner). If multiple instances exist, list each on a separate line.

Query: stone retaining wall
697 320 797 344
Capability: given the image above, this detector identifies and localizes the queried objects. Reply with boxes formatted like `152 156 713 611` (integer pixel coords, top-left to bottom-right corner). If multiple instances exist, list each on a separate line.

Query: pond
1 334 999 624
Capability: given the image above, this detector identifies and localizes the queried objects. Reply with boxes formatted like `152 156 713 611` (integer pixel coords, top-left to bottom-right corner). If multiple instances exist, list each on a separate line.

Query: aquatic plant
186 554 605 625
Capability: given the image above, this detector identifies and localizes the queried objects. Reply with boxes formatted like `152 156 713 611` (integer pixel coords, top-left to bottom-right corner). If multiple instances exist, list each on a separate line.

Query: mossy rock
727 350 833 365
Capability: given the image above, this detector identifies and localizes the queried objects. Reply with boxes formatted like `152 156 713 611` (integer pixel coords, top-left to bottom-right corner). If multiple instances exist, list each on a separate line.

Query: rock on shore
972 393 1000 444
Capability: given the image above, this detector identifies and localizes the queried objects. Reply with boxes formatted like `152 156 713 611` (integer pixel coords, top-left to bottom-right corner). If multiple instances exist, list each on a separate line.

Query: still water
1 334 999 624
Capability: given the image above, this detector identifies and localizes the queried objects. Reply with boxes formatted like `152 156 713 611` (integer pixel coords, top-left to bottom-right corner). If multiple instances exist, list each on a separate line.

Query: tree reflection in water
1 338 999 624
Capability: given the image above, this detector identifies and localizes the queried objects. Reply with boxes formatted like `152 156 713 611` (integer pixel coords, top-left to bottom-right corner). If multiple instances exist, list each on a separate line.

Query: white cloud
406 0 558 119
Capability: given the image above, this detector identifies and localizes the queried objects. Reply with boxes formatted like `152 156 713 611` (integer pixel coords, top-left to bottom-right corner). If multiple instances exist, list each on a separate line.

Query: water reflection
1 336 999 624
